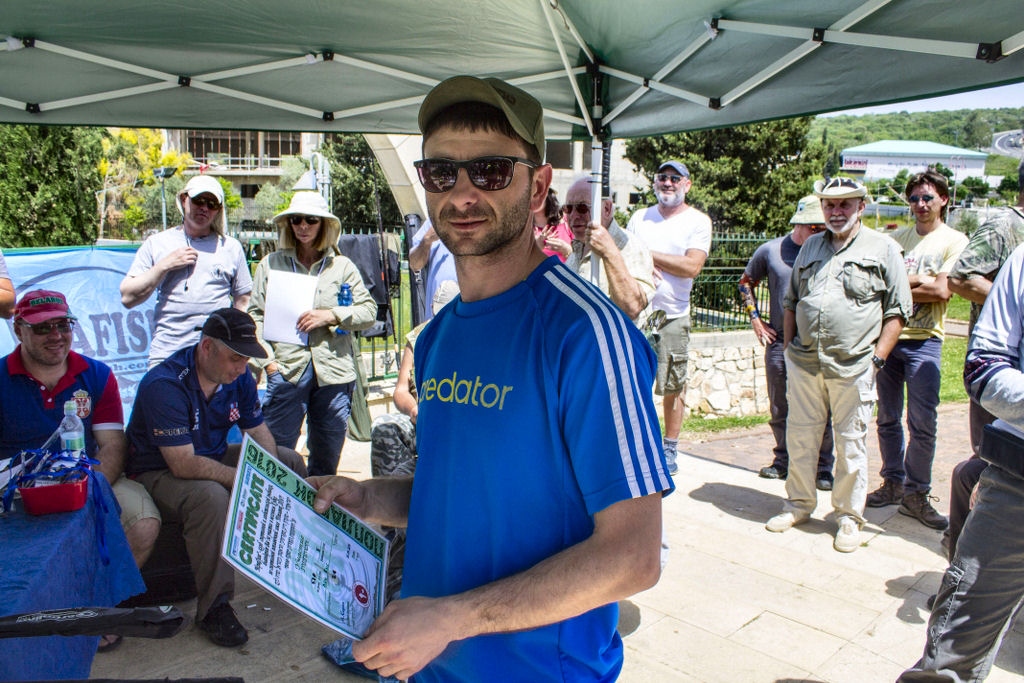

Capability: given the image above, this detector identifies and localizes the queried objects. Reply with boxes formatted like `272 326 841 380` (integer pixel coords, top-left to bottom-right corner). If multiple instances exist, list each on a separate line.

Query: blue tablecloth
0 474 145 681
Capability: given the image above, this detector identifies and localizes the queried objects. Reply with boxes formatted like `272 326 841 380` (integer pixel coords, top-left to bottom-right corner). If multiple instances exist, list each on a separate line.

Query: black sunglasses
189 196 222 210
20 319 75 335
563 203 591 215
908 194 937 203
655 173 684 183
414 156 540 194
289 215 322 226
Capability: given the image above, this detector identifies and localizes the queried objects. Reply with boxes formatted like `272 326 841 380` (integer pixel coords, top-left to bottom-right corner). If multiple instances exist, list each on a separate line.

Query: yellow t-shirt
891 223 968 340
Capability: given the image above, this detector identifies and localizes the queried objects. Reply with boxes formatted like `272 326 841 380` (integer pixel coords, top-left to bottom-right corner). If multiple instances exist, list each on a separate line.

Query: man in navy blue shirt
126 308 307 647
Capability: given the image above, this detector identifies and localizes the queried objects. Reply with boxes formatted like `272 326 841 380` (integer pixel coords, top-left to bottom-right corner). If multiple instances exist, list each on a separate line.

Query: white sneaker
765 511 809 533
834 516 861 553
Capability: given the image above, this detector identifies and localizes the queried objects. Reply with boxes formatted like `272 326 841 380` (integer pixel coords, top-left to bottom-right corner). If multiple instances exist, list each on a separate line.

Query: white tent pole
539 0 595 138
589 140 602 286
717 18 979 60
1004 29 1024 56
600 31 717 125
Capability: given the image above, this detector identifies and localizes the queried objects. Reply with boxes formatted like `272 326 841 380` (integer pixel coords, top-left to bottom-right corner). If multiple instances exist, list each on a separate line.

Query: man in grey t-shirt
120 175 252 366
738 195 834 490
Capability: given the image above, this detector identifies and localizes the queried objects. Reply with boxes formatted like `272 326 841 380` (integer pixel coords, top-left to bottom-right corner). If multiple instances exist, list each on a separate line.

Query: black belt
981 424 1024 479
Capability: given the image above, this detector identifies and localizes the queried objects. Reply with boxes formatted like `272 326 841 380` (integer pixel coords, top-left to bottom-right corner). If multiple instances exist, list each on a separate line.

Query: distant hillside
809 108 1024 153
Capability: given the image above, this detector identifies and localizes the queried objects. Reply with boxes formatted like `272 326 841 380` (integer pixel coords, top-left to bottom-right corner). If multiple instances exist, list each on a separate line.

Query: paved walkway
93 400 1024 682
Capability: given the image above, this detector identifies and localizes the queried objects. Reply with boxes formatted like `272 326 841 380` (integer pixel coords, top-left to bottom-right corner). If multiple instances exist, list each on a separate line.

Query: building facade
840 140 987 183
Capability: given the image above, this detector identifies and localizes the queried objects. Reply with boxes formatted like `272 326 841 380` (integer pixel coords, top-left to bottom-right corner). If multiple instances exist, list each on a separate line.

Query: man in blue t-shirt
126 308 307 648
312 76 672 682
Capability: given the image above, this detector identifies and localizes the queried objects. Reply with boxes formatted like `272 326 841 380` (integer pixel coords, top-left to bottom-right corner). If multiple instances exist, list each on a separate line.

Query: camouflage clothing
949 206 1024 330
370 412 417 603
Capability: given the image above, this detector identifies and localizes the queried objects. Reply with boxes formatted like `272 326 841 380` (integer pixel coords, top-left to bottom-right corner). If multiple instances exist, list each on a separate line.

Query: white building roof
841 140 988 159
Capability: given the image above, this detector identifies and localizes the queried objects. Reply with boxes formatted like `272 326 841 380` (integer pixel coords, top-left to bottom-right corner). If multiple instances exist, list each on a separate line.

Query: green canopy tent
2 0 1022 140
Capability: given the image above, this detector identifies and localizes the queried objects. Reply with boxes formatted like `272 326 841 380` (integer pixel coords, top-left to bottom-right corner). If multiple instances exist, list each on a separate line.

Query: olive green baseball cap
418 75 545 161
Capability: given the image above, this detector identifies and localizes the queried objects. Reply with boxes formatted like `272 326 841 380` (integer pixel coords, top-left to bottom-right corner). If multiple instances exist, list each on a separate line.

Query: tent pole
588 64 604 286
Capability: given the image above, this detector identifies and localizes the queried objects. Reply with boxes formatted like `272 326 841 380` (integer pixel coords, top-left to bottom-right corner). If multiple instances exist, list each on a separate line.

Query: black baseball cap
197 308 268 359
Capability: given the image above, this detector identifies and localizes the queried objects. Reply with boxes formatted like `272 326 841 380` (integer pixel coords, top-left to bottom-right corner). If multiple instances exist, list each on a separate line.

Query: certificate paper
222 436 388 640
263 269 318 345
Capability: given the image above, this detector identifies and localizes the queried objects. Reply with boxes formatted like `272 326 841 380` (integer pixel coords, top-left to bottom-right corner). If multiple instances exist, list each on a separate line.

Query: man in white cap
765 177 911 553
738 195 835 491
311 75 670 682
626 160 712 475
119 175 252 366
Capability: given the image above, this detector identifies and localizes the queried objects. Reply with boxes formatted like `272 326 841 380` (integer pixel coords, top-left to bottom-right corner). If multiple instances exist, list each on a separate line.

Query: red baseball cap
13 290 75 325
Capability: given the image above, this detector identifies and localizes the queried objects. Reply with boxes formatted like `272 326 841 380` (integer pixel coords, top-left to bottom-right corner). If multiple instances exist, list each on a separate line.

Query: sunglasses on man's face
908 194 937 204
655 173 684 184
563 203 591 215
414 156 540 194
289 215 322 226
189 196 222 210
20 319 75 335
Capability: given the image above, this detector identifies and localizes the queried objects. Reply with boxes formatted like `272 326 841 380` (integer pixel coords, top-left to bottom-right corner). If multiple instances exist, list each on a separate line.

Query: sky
823 82 1024 118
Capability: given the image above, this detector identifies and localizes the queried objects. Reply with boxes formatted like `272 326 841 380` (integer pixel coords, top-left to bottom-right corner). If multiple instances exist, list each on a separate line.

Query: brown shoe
899 491 949 530
866 479 904 508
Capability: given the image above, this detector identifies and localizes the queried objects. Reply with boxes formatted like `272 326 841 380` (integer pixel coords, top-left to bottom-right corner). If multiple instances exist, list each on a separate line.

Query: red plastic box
19 477 88 515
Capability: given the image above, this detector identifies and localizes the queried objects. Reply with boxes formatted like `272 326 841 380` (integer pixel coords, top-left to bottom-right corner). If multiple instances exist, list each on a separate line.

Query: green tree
998 173 1020 200
961 176 990 198
320 134 402 230
252 135 402 232
99 128 193 234
0 125 105 247
961 111 993 150
253 156 310 223
624 117 826 235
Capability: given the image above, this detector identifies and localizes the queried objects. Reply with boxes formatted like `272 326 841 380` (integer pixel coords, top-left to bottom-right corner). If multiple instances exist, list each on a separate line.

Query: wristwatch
871 355 886 370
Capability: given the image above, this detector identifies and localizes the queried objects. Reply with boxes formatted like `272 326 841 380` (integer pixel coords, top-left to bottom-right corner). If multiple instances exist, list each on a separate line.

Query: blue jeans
765 338 835 475
898 463 1024 682
262 362 353 477
876 337 943 494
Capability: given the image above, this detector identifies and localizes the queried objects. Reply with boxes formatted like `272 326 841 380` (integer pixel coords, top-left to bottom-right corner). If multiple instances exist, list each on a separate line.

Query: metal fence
690 232 773 332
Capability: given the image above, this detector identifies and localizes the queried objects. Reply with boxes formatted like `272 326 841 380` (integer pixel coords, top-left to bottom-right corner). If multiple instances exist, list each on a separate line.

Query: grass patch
940 335 968 404
946 294 971 322
680 413 769 434
679 335 969 435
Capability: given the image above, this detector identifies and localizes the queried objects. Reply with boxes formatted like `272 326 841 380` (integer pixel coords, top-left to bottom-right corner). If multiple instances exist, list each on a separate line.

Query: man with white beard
765 177 911 553
626 161 712 475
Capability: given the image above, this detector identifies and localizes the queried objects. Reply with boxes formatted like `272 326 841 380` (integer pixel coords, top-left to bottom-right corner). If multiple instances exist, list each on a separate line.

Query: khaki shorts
652 314 691 396
112 474 161 529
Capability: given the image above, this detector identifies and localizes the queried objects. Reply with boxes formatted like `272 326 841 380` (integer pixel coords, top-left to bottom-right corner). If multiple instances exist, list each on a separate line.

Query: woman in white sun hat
248 191 377 476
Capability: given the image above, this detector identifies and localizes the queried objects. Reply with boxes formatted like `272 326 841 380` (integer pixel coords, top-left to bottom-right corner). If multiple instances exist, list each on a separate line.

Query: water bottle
335 283 352 336
59 400 86 461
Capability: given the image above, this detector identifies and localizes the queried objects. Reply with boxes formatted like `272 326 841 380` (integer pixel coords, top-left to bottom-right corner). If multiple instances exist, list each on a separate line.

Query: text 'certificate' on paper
221 435 388 640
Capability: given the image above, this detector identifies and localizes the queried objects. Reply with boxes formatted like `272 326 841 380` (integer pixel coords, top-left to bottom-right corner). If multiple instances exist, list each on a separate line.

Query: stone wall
684 330 770 418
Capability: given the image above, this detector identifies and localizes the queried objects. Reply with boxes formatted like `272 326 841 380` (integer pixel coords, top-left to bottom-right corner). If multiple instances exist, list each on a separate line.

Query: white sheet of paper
263 269 318 345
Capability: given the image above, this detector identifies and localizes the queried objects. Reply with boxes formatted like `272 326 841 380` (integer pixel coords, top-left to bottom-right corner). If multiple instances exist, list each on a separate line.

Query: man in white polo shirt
120 175 252 366
626 161 712 474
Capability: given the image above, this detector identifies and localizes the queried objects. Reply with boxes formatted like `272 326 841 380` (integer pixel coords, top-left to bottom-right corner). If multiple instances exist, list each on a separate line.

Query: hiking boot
834 516 861 553
816 475 834 492
899 491 950 530
866 479 904 508
198 602 248 647
765 511 809 533
759 465 787 480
